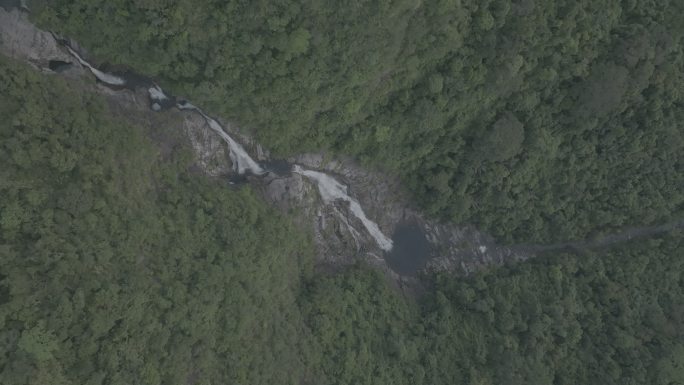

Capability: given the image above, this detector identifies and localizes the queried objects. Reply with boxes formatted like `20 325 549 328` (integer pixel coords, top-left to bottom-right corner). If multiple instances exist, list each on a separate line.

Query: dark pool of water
386 223 432 276
150 96 177 111
118 71 154 90
263 159 292 176
109 71 177 111
227 173 250 185
48 60 72 72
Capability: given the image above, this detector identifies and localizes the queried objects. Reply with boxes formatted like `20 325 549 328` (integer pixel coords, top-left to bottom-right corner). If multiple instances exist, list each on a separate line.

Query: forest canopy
0 55 314 385
1 54 683 385
3 0 684 382
32 0 684 242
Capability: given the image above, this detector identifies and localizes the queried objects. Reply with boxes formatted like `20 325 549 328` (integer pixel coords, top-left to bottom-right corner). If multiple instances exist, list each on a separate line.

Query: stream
49 23 402 254
52 40 684 273
513 219 684 254
1 4 681 277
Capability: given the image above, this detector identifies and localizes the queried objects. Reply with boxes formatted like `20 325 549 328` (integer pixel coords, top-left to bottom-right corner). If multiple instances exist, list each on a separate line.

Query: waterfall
65 46 125 86
177 101 264 175
293 165 393 251
56 29 390 252
62 35 263 176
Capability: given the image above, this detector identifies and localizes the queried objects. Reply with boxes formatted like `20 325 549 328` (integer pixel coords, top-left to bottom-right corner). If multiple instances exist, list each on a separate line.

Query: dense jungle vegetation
0 55 315 385
2 55 684 385
32 0 684 242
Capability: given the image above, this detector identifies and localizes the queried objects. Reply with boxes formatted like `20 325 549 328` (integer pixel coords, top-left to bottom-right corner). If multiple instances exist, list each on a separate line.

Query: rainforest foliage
33 0 684 242
1 56 684 385
309 234 684 385
0 56 314 385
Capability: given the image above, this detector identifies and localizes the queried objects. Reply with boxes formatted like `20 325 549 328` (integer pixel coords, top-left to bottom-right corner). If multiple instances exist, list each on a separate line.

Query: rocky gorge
4 5 679 286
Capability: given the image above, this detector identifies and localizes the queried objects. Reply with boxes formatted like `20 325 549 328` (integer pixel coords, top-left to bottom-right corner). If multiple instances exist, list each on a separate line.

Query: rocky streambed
6 6 677 283
0 6 528 280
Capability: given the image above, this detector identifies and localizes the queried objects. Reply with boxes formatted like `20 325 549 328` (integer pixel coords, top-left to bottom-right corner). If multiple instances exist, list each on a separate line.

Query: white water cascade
65 46 126 86
148 85 168 111
148 85 168 101
177 101 264 175
293 165 393 251
59 34 389 251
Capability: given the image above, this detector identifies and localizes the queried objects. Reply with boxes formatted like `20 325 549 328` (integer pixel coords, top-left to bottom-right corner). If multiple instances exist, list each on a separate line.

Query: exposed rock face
0 8 73 69
259 171 380 268
183 113 233 177
281 154 528 274
0 7 235 178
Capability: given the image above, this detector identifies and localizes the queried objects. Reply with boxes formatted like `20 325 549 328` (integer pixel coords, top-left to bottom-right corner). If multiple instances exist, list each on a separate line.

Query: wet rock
262 175 308 210
289 153 529 274
0 9 531 277
0 8 76 70
182 112 233 177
